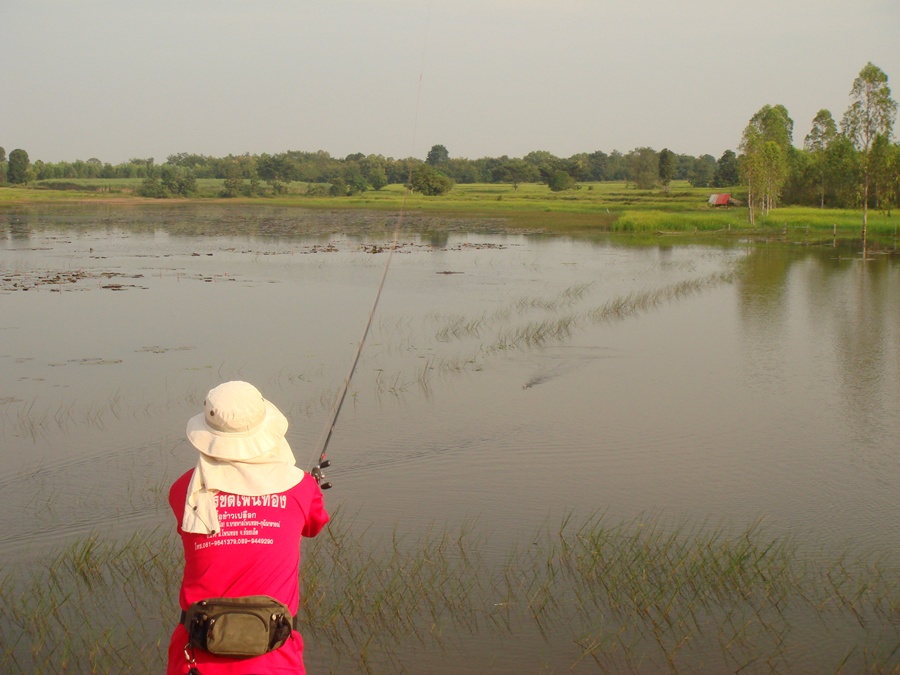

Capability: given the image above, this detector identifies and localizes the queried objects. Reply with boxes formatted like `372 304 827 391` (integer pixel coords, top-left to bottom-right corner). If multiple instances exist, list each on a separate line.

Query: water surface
1 205 897 672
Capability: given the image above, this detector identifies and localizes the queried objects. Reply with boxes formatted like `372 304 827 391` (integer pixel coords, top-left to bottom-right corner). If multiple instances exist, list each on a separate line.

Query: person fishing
165 380 329 675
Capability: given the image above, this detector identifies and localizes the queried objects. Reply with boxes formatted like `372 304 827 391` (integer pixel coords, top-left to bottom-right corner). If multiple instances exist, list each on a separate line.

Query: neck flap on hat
181 438 305 535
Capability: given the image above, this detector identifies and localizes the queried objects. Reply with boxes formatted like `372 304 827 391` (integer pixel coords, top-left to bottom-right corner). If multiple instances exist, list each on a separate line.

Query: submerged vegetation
1 511 897 674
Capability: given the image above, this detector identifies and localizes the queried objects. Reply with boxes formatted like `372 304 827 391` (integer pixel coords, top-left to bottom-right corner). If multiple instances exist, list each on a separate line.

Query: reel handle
311 458 333 489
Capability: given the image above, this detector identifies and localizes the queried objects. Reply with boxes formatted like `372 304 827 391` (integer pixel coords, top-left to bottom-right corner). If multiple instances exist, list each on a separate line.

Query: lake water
1 205 898 673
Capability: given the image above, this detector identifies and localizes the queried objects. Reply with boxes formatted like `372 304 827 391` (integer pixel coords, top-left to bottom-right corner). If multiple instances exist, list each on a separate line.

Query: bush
410 164 454 196
548 170 577 192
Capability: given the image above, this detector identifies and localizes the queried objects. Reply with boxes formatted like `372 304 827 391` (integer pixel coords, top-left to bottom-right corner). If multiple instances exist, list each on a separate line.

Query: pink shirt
166 468 329 675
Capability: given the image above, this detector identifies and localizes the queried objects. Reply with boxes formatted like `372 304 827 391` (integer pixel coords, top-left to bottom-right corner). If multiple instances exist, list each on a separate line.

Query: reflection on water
1 206 897 673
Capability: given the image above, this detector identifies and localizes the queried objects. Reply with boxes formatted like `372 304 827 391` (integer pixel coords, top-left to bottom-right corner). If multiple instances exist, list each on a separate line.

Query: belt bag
183 595 293 657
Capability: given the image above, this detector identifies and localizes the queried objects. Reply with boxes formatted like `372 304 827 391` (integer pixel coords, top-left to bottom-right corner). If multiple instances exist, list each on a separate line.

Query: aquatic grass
372 368 411 399
433 311 489 342
511 282 595 313
479 271 734 357
611 209 742 234
587 272 735 325
2 511 897 674
415 355 434 396
3 383 195 440
493 314 579 350
0 528 179 674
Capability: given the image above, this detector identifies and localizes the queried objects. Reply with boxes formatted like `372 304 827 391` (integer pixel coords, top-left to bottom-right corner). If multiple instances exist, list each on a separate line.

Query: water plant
1 511 897 674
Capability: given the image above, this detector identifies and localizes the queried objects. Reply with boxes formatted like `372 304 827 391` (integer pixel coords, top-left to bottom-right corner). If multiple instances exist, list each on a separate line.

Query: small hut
707 193 741 207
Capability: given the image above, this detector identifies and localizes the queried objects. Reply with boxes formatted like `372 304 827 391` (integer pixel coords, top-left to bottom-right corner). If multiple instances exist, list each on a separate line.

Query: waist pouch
182 595 294 657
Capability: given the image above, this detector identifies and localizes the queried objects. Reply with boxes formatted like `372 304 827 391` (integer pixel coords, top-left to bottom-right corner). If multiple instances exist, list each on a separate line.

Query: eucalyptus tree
804 109 838 208
840 62 898 248
739 104 794 221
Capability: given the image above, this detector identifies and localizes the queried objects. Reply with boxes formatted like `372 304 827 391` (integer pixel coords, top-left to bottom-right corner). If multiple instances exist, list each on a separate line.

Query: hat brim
186 399 289 461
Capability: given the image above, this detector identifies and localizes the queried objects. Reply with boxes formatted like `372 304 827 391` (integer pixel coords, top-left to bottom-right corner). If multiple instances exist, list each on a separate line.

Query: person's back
165 381 328 675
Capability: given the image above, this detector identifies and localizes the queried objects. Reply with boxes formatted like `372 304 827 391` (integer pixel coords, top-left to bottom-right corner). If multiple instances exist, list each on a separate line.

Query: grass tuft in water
1 510 897 673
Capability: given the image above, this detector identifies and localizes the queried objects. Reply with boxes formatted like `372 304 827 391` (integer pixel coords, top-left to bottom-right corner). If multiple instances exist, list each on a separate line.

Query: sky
3 0 899 165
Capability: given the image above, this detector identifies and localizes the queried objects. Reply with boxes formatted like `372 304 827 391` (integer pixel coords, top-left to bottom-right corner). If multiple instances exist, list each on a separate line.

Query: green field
2 179 898 246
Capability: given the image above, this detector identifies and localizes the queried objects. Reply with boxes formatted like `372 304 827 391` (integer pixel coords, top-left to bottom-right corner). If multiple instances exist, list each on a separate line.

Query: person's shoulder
169 468 194 501
289 472 323 499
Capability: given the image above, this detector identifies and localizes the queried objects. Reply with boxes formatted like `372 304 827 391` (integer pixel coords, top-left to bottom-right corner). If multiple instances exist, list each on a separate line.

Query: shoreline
1 183 896 248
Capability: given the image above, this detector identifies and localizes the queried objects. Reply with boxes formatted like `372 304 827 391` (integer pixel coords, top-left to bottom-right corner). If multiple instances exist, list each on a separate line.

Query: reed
2 510 897 674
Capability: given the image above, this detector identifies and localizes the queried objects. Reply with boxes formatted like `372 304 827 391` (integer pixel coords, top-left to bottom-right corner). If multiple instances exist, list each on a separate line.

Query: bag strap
179 610 300 631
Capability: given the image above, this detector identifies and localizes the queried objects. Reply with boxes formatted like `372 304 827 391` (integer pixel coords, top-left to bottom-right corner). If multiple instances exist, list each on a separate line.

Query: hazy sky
3 0 898 164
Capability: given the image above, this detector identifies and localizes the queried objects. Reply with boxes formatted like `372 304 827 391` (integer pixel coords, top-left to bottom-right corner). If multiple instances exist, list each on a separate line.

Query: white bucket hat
186 380 289 460
182 381 305 535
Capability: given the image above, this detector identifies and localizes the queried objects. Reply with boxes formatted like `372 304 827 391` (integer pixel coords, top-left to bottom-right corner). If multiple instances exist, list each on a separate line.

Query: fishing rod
309 7 432 490
309 217 403 490
310 79 428 492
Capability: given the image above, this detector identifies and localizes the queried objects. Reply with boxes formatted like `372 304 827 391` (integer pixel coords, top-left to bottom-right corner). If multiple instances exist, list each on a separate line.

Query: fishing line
309 5 433 489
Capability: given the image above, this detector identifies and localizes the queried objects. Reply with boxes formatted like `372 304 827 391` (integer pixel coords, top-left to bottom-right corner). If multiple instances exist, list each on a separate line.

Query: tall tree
824 135 862 208
804 109 838 208
221 159 246 198
626 147 659 189
870 134 899 216
714 150 739 187
658 148 675 191
256 153 295 193
751 104 794 149
740 105 794 220
7 149 30 184
841 62 898 249
585 151 609 181
425 144 449 167
688 154 717 188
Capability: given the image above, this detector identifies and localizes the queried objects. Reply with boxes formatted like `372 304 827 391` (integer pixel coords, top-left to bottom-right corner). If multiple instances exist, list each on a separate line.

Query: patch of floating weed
0 269 147 292
136 345 195 354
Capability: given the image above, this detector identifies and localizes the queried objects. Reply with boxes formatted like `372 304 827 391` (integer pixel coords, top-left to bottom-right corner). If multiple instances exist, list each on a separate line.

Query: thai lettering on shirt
192 493 289 550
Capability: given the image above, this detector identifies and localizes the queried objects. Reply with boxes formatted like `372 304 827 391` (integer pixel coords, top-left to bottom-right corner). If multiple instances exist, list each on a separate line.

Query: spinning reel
310 457 332 490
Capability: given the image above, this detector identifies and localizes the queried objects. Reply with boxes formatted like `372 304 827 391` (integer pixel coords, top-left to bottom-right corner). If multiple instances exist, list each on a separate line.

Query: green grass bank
2 179 899 247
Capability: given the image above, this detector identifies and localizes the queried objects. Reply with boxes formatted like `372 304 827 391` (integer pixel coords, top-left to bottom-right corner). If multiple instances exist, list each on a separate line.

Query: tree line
0 144 739 197
1 63 895 209
739 62 898 239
